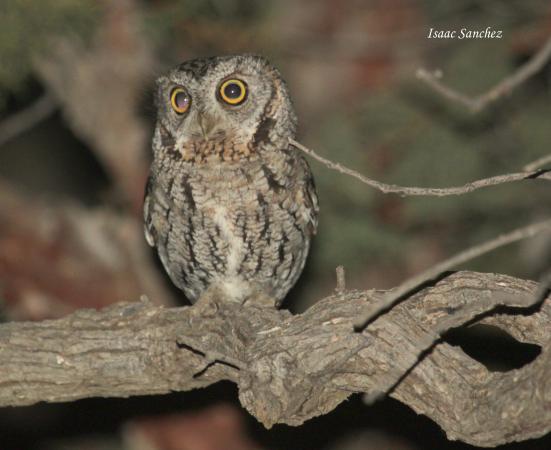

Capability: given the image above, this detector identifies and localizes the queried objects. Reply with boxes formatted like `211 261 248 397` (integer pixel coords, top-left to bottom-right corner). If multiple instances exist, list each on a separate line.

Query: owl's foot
195 282 278 309
241 285 279 309
195 284 225 307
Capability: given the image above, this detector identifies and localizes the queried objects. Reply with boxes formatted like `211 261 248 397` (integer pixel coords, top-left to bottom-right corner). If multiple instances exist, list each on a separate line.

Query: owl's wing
298 155 319 236
143 176 157 247
143 175 170 248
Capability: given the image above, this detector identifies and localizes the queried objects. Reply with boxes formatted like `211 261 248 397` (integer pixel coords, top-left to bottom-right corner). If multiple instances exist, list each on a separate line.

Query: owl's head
153 55 297 162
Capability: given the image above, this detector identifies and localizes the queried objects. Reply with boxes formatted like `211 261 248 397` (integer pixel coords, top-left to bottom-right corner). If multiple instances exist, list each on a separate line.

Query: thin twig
354 218 551 330
0 92 57 147
290 138 551 197
524 153 551 171
416 35 551 113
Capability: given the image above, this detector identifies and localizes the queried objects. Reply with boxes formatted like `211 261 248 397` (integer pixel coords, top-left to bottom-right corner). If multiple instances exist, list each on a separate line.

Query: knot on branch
237 299 368 427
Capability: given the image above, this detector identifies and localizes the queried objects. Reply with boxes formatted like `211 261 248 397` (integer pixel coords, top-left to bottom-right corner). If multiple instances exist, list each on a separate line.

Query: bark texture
1 271 550 447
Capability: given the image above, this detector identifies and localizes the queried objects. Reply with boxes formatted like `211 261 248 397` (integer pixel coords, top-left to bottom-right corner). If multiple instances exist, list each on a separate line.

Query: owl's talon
193 285 225 318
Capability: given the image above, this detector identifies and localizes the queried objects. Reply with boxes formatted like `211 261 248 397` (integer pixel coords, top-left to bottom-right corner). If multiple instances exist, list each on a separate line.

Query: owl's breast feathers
144 147 318 305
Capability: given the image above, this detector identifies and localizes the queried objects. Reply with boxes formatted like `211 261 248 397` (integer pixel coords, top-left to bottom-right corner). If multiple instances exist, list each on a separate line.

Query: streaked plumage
144 55 318 307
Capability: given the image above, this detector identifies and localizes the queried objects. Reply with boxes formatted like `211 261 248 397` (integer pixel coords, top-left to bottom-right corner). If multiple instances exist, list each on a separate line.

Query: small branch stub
335 265 346 293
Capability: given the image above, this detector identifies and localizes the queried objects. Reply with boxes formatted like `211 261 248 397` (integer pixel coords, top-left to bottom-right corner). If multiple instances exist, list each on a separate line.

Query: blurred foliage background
1 0 551 449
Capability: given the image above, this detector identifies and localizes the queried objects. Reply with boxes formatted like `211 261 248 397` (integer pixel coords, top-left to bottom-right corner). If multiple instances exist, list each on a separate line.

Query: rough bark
1 271 550 447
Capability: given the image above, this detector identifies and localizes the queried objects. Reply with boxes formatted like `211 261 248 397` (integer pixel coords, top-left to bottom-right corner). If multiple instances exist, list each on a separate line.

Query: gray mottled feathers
144 55 318 307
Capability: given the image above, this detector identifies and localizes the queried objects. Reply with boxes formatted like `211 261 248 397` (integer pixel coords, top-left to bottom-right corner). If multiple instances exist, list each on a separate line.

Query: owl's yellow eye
219 79 247 105
170 87 191 114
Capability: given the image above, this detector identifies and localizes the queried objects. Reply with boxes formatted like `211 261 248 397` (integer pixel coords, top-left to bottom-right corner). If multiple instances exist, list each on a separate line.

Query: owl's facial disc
155 55 297 162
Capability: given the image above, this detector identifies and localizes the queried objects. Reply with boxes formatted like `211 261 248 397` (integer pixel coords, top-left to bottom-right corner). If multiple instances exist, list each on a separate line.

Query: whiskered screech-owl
143 55 318 307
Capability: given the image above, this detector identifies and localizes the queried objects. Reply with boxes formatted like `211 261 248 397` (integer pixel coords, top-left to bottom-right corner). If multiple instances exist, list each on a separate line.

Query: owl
143 55 318 307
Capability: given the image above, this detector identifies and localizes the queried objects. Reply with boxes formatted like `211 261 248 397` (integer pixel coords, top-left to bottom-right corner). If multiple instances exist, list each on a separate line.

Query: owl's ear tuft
155 75 168 88
153 77 165 104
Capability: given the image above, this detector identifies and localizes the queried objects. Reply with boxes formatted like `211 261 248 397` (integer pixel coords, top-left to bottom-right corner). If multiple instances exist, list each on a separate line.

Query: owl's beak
197 112 217 138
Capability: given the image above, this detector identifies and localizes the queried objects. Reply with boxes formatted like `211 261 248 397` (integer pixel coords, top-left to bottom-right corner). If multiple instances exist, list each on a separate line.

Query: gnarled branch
1 271 550 447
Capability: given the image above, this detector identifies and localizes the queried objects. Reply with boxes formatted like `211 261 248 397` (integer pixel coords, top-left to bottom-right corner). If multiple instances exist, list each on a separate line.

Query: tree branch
354 217 551 329
1 271 551 447
0 92 57 148
524 153 551 171
416 35 551 112
33 1 154 212
290 138 551 197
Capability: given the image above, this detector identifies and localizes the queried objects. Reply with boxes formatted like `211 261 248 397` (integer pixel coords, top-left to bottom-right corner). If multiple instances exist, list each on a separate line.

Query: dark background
1 1 550 449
